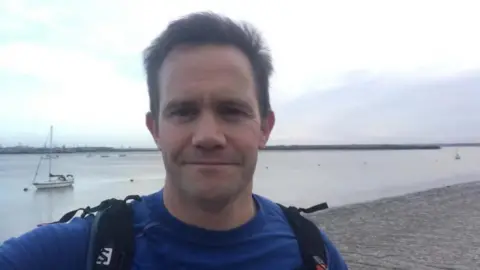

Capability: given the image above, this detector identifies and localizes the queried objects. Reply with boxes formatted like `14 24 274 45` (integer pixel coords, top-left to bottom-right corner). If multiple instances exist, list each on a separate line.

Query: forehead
158 45 257 107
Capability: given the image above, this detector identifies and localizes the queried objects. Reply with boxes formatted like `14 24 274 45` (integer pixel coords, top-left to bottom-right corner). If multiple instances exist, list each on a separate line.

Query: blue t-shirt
0 191 348 269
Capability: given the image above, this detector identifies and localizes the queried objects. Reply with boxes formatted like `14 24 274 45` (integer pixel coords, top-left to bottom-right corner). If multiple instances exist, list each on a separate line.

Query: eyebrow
161 99 196 115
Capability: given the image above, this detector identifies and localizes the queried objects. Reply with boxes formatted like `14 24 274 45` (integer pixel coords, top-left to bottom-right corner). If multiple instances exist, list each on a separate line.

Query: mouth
183 162 239 166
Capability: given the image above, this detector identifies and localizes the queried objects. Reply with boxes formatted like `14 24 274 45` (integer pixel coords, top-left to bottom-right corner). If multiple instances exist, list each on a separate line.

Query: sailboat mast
48 125 53 181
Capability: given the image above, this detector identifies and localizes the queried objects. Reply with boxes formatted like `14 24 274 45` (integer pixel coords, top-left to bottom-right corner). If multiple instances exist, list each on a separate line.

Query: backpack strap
85 195 141 270
278 203 329 270
50 195 140 270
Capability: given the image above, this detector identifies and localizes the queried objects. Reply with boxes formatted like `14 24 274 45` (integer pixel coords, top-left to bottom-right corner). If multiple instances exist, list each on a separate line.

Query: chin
184 176 243 199
192 182 236 198
185 166 236 184
187 187 238 209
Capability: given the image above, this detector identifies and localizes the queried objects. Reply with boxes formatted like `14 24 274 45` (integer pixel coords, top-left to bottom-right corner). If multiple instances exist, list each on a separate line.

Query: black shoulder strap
278 203 329 270
86 195 141 270
51 195 141 270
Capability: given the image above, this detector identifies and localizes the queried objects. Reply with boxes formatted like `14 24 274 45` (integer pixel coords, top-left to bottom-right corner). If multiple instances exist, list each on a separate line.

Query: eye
169 106 198 120
217 105 248 121
220 106 244 115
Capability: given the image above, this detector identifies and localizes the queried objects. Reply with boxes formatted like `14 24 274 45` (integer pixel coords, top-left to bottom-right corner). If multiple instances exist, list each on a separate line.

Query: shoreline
3 143 480 155
309 181 480 269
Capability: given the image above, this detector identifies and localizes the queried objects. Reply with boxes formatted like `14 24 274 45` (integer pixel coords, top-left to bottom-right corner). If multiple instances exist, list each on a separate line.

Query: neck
162 181 255 231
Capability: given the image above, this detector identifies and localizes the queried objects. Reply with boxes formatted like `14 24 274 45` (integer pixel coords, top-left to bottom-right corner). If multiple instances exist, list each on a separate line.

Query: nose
191 111 226 150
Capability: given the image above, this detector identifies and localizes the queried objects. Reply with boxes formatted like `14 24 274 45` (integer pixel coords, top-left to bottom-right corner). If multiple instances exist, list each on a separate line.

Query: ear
146 112 160 147
259 110 275 149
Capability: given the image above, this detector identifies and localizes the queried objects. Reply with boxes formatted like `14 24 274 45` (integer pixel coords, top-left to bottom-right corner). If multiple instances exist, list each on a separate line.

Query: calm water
1 147 479 242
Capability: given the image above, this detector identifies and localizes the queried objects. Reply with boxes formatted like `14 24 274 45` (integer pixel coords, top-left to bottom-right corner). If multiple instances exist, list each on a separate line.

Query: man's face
147 45 275 203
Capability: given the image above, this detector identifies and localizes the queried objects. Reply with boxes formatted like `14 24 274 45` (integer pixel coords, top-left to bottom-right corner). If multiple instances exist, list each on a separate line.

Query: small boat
34 174 74 189
455 149 461 160
32 126 75 189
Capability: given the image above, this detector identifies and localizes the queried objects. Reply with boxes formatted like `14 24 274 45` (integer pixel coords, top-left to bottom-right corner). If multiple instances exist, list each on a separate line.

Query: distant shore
1 143 479 155
310 180 480 269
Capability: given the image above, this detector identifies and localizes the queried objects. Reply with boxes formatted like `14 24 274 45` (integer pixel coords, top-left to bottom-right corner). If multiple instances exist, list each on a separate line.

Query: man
0 12 348 269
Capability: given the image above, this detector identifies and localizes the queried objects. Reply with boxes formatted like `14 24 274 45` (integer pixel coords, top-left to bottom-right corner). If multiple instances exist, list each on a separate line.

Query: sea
1 147 479 243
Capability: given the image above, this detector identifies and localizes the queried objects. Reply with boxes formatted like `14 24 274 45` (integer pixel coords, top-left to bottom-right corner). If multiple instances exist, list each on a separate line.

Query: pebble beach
310 181 480 269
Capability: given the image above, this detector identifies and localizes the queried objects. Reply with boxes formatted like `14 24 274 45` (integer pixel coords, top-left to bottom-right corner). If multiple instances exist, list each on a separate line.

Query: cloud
272 70 480 144
1 0 480 147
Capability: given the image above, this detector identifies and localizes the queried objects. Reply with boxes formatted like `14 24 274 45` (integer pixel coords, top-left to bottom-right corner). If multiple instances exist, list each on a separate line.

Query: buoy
23 187 28 192
130 179 134 182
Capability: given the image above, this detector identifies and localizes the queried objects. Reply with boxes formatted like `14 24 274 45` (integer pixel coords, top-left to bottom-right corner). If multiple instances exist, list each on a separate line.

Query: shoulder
0 193 160 270
318 230 348 269
253 194 348 269
0 217 92 270
130 191 162 228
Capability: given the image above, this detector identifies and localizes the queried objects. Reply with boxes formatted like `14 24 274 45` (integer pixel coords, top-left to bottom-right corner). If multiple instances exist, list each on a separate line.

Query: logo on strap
314 255 328 270
96 247 113 266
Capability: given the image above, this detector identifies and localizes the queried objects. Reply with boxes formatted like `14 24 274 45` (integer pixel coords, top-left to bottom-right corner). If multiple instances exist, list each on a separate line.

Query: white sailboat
32 126 75 189
455 148 461 160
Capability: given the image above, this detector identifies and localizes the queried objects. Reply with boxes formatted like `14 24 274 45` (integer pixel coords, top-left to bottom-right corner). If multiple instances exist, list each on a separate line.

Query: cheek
226 122 263 148
157 124 190 152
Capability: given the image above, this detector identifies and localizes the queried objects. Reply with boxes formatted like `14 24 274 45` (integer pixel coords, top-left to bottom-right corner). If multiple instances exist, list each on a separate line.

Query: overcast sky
1 0 479 147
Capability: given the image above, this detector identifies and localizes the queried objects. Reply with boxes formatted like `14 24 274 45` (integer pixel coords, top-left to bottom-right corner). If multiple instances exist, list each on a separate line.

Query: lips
184 161 239 165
